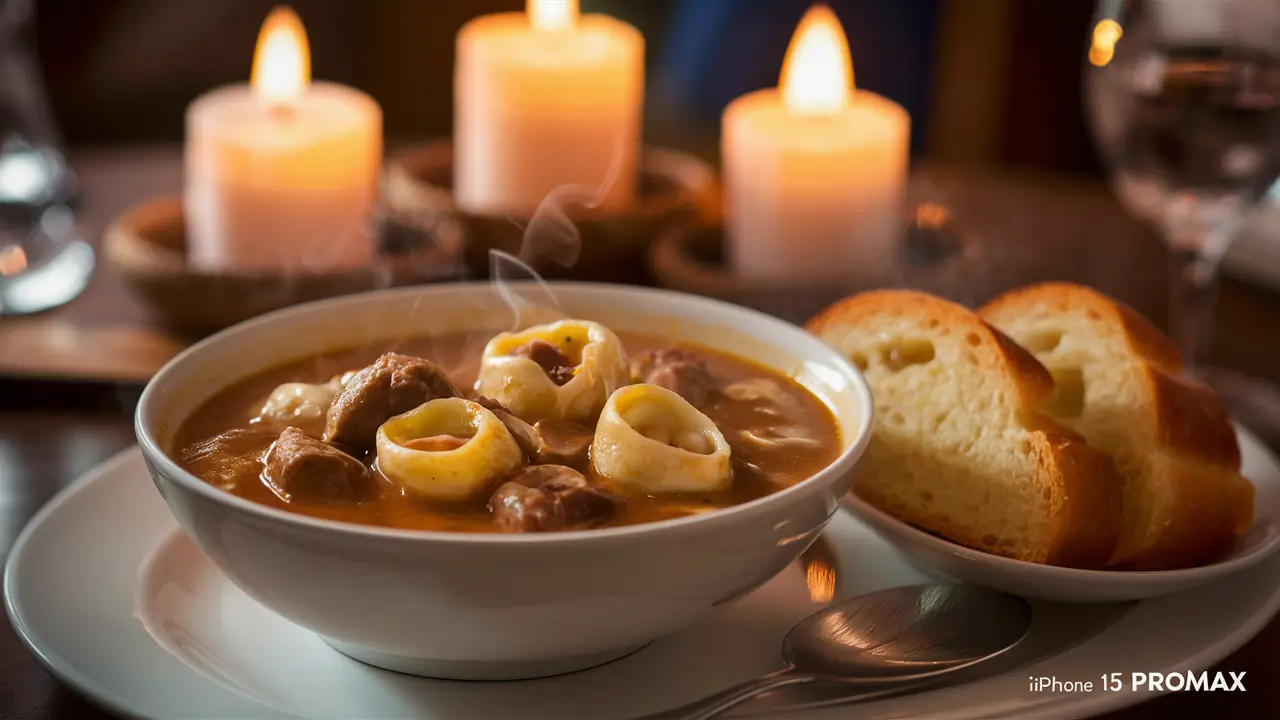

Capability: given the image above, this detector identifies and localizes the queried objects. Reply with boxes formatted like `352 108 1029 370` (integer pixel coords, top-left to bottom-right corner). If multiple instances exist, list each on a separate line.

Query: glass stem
1167 244 1223 376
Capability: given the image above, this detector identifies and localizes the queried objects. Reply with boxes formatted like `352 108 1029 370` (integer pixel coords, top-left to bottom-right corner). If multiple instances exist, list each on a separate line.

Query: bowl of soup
136 282 873 680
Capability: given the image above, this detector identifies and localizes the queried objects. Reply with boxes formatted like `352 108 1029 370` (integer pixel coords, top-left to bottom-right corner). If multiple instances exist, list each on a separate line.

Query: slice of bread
806 290 1123 569
980 282 1254 570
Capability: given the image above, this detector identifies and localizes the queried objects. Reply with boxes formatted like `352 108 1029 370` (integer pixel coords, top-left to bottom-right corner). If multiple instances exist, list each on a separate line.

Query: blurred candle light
185 5 382 272
722 4 910 285
804 556 836 603
801 535 838 604
528 0 577 32
1089 19 1124 67
0 244 26 276
780 7 853 116
251 7 310 106
454 0 644 215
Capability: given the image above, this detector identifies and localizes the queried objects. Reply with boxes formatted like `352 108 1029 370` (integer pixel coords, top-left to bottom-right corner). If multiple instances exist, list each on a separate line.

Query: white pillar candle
722 5 910 285
454 0 644 216
185 6 382 272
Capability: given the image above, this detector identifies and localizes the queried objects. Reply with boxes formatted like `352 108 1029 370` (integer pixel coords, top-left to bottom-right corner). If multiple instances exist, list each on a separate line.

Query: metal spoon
637 584 1032 720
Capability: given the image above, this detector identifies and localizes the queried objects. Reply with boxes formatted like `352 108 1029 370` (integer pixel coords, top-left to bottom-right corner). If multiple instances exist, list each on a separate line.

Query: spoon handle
634 667 816 720
730 679 940 718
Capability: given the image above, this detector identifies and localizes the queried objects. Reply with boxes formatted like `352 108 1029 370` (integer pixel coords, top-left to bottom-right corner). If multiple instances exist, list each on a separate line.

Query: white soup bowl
135 282 873 680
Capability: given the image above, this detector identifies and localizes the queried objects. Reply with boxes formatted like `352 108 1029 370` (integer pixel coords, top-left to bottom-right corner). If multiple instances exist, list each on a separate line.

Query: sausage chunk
262 427 371 503
474 395 542 457
475 396 592 469
532 419 593 468
513 340 576 386
631 349 716 407
489 465 619 532
323 353 459 452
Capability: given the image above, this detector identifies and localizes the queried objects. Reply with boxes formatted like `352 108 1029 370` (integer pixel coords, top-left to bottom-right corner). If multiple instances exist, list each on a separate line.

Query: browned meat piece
489 465 619 532
513 339 576 385
474 395 541 458
474 396 592 468
532 419 593 468
262 427 372 503
472 395 507 413
631 349 716 407
323 353 460 452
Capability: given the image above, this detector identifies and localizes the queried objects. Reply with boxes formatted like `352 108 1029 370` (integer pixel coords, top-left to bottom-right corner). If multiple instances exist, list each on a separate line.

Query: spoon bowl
641 583 1032 720
784 584 1032 680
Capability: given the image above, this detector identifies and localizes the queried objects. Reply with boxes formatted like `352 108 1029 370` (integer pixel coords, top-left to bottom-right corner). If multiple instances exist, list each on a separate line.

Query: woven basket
103 196 462 336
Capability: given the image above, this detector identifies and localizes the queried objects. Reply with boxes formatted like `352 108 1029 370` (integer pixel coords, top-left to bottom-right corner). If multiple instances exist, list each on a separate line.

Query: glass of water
1084 0 1280 431
0 0 93 315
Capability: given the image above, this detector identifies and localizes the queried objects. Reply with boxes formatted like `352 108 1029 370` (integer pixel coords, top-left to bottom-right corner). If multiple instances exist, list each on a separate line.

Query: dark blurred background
34 0 1102 175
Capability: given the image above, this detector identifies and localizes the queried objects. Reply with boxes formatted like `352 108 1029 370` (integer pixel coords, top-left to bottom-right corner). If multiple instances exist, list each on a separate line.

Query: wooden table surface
3 149 1280 719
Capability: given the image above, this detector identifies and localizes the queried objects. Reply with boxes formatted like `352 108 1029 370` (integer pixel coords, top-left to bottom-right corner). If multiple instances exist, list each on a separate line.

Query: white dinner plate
7 446 1280 720
844 426 1280 602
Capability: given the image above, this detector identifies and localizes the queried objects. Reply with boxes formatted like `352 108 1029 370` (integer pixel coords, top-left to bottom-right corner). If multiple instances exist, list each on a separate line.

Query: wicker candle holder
382 140 719 284
103 196 463 336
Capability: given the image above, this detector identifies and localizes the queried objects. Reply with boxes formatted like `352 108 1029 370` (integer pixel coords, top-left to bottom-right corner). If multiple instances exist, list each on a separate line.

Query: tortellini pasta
591 384 733 494
475 319 630 423
376 398 524 501
253 371 357 426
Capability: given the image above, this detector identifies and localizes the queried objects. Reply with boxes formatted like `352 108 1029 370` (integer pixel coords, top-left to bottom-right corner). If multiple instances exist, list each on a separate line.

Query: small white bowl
135 282 873 680
843 426 1280 603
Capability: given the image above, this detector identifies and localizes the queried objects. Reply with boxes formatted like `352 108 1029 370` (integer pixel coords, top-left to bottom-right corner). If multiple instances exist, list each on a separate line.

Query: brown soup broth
171 332 842 532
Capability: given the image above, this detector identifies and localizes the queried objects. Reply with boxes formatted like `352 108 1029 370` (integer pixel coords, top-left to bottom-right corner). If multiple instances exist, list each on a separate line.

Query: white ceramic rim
134 281 875 546
844 479 1280 587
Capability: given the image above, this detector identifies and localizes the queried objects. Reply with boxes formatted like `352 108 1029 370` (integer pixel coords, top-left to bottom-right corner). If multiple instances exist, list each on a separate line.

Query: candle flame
251 6 311 106
528 0 578 32
915 202 952 230
1089 19 1123 67
780 4 854 116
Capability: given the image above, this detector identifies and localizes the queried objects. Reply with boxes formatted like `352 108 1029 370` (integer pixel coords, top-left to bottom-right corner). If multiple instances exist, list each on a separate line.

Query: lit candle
185 6 382 272
722 5 910 284
454 0 644 215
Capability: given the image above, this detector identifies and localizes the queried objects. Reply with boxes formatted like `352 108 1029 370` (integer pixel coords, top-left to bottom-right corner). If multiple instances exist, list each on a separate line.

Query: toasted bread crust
807 290 1057 410
981 282 1240 469
980 281 1254 570
1034 428 1124 568
982 282 1181 372
1112 459 1255 571
988 324 1057 409
1146 367 1241 469
808 290 1123 569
